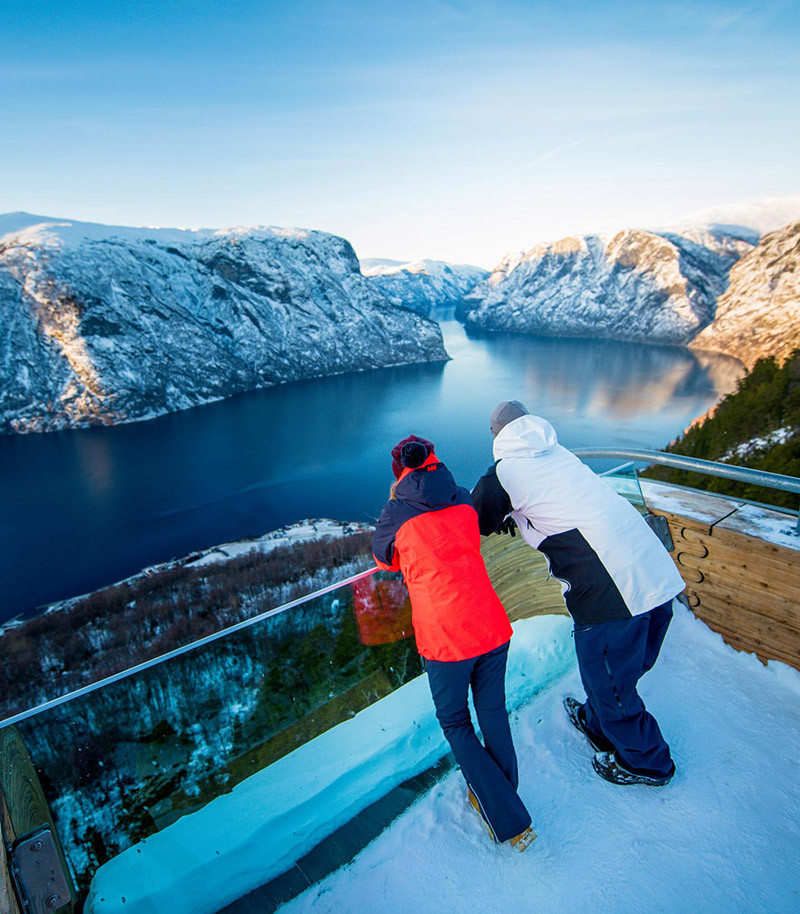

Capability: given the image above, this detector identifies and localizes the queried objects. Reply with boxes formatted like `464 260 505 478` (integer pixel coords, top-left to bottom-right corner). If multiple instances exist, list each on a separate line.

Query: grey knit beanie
490 399 529 437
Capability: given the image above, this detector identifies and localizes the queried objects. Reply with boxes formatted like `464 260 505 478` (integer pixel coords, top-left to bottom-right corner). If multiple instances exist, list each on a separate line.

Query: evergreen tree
643 350 800 509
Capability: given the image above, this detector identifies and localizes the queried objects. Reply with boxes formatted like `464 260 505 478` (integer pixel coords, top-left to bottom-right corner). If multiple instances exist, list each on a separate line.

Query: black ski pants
575 601 674 777
425 640 531 842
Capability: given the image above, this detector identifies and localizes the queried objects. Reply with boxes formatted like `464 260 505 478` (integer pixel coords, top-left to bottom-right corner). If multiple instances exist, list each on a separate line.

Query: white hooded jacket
476 415 684 620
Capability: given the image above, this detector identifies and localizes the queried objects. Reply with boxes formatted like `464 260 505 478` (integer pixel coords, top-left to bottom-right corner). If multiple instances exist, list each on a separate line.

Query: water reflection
0 325 742 618
460 325 743 420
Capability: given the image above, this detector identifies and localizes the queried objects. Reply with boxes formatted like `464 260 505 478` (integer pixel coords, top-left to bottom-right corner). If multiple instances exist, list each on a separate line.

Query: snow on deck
280 602 800 914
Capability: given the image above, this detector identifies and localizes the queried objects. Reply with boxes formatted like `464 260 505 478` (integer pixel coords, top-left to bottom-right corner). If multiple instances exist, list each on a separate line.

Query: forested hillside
643 351 800 509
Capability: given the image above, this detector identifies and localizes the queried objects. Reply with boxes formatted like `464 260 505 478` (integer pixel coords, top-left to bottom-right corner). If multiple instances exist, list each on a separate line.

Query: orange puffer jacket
372 452 512 662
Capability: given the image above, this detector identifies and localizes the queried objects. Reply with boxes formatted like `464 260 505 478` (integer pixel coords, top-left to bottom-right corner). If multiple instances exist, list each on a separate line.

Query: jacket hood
493 414 558 460
395 459 465 512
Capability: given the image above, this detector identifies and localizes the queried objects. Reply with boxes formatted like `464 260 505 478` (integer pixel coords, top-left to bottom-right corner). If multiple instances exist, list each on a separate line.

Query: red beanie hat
391 434 435 480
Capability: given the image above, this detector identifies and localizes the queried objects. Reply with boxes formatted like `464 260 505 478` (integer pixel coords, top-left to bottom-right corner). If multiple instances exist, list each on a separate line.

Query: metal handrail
0 566 378 730
573 447 800 497
7 448 798 729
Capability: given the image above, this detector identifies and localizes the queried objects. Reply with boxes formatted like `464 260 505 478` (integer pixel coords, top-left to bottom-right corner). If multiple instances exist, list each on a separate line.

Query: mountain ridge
0 215 448 434
457 227 752 346
690 220 800 369
360 257 488 316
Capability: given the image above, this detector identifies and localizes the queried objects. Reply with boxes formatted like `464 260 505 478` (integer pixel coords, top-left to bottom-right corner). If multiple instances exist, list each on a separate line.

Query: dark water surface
0 322 743 619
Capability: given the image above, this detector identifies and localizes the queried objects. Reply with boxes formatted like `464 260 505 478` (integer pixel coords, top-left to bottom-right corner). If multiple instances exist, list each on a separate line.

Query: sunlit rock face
691 221 800 369
0 215 447 434
457 229 753 346
361 258 487 316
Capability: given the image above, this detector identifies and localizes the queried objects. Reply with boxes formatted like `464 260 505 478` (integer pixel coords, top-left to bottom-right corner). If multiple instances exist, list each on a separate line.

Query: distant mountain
0 214 447 434
667 194 800 240
361 258 488 316
691 220 800 370
457 229 752 345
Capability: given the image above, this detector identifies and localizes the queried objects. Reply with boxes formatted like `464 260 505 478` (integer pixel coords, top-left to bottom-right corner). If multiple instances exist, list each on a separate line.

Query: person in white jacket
471 400 685 786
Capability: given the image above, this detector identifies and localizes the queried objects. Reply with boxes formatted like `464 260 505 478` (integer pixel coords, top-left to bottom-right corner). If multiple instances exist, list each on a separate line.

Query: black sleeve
372 501 401 570
470 462 512 536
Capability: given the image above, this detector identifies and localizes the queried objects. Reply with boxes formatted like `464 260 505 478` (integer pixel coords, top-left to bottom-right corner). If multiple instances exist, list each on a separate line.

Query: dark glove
495 516 517 537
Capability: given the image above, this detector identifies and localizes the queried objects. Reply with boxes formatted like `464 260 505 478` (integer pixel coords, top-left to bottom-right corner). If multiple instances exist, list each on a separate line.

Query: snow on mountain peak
359 257 488 317
664 194 800 241
0 213 319 252
458 227 752 346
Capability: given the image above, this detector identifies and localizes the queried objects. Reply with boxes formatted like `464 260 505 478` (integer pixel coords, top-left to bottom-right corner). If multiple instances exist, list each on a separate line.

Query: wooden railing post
0 727 75 913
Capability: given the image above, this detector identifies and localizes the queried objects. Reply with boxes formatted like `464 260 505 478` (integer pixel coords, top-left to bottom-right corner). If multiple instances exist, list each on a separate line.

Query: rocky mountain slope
457 228 753 345
0 214 447 434
361 258 487 316
690 220 800 369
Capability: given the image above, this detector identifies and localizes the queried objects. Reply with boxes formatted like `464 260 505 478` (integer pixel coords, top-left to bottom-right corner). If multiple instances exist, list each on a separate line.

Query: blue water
0 321 742 619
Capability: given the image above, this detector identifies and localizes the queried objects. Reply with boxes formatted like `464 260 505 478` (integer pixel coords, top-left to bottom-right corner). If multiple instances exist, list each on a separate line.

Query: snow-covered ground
720 426 796 462
185 519 374 568
86 601 800 914
280 602 800 914
85 616 575 914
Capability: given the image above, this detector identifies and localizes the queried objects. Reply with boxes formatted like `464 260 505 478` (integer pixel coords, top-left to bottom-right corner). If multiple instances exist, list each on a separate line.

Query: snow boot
592 751 675 786
509 825 537 852
468 788 537 851
467 786 498 842
564 696 614 753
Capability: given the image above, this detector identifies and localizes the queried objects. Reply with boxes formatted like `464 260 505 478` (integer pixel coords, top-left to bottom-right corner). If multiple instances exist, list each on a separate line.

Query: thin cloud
386 138 587 223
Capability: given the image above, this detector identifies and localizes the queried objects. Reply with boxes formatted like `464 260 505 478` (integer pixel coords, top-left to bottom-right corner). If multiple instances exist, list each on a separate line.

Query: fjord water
0 321 743 619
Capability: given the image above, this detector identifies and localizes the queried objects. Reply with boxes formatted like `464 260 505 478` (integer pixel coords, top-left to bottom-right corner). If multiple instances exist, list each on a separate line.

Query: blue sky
1 0 798 266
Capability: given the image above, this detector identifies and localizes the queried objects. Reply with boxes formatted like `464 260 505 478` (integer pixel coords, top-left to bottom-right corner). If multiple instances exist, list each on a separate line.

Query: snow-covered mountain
360 258 487 316
457 229 753 345
667 194 800 240
691 220 800 369
0 214 447 434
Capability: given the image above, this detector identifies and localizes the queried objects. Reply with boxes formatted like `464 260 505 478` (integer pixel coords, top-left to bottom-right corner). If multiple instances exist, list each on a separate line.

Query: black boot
592 751 675 786
563 696 614 752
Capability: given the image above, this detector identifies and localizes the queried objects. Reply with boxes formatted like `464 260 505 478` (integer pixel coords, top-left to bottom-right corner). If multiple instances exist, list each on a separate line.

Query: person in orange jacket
373 435 534 850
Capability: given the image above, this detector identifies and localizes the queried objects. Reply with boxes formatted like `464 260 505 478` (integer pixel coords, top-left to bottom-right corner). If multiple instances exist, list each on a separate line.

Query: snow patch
186 519 374 568
720 426 796 462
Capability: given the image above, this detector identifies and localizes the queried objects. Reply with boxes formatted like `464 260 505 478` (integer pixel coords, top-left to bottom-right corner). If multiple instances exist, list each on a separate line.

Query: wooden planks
643 482 800 670
0 791 23 914
693 593 800 668
480 532 568 623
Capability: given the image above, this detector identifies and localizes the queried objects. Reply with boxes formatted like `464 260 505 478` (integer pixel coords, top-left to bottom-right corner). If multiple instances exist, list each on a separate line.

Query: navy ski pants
426 640 531 842
574 601 674 777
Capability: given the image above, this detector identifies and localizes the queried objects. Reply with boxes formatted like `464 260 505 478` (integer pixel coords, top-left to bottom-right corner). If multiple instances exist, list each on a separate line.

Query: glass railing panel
0 524 376 723
600 461 647 513
1 500 599 912
0 570 438 912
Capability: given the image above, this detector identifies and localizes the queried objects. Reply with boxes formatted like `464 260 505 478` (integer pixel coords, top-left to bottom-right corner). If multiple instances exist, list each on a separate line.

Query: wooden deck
642 482 800 670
